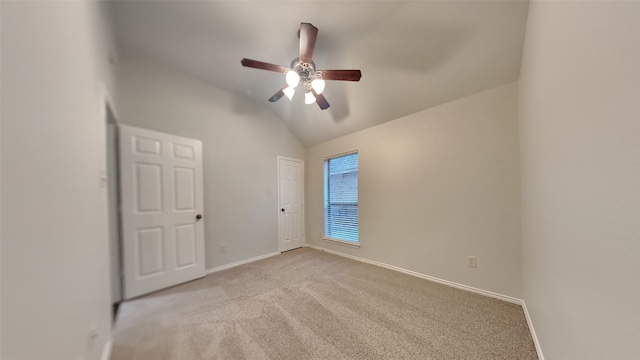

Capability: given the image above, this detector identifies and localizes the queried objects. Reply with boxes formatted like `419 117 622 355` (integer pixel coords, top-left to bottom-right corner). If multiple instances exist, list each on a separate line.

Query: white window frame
323 151 360 248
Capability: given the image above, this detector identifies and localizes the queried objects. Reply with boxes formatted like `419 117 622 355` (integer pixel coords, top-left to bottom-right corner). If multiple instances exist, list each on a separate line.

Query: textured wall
1 1 112 359
307 83 523 297
115 56 306 270
519 1 640 358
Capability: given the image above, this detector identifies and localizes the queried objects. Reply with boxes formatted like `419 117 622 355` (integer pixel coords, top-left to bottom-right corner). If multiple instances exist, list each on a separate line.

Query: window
324 152 359 245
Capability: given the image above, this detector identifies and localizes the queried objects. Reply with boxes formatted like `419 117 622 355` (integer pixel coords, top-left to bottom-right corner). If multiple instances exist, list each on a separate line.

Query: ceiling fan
241 22 362 110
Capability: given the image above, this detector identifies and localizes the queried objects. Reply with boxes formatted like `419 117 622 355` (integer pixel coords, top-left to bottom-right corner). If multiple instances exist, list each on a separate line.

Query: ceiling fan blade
299 23 318 63
318 69 362 81
311 89 330 110
241 58 288 73
268 87 287 103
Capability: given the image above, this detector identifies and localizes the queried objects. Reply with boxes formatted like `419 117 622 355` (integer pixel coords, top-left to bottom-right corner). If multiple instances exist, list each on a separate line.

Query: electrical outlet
467 256 477 268
220 243 226 253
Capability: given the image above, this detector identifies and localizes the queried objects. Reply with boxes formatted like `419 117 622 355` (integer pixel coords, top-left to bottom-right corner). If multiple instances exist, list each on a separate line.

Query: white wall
519 1 640 359
114 56 306 270
1 1 113 359
307 83 522 297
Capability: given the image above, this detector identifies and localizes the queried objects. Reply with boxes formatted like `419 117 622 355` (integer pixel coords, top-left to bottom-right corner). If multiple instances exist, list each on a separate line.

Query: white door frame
106 122 121 304
277 156 305 252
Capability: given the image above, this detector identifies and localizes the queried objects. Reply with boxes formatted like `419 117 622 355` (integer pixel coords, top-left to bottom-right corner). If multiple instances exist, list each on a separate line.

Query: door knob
281 208 285 212
196 214 203 220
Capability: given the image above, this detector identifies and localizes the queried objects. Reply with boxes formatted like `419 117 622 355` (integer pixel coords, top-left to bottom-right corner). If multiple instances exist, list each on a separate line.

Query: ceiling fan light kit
285 70 300 88
311 78 325 94
241 22 362 110
283 86 296 100
304 91 317 104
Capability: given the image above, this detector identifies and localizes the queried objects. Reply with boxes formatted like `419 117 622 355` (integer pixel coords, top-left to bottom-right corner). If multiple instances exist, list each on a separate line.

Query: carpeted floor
111 247 538 360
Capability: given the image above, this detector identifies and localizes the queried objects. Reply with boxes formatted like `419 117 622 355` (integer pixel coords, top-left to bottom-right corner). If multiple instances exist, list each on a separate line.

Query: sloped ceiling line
110 1 529 147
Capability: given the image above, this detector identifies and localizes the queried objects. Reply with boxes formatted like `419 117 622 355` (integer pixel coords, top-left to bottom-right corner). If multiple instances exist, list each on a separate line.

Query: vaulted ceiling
109 1 529 147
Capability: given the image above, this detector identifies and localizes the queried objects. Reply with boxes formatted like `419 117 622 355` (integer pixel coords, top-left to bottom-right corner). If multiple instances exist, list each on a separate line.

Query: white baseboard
100 338 112 360
521 301 545 360
305 243 545 360
206 251 280 275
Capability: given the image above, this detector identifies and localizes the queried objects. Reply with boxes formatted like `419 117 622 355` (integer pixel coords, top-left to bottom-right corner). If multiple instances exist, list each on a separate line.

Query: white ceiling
109 1 529 147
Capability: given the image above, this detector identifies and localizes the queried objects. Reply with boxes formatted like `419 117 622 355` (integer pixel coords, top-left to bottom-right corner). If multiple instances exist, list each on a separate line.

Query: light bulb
286 70 300 87
283 86 295 100
305 91 316 104
311 78 325 94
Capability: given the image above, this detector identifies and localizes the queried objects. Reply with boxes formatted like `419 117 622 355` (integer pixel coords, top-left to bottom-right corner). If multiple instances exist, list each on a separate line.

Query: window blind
324 152 358 243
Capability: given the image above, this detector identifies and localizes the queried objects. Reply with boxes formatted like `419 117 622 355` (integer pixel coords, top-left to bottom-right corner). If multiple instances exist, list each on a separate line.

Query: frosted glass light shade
311 79 325 94
286 71 300 87
283 86 295 100
304 91 316 104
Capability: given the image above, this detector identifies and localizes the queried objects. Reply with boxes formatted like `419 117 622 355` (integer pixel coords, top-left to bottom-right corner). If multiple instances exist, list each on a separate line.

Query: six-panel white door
119 125 205 299
278 157 305 252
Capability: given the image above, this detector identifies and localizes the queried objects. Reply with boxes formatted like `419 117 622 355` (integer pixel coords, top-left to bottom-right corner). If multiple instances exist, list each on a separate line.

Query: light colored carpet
111 247 538 360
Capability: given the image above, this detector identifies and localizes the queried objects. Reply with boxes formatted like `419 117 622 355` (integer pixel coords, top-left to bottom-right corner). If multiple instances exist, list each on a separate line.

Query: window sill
323 237 360 248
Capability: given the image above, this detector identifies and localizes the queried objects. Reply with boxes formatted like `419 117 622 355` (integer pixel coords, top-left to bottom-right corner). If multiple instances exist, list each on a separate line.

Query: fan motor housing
291 58 321 89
